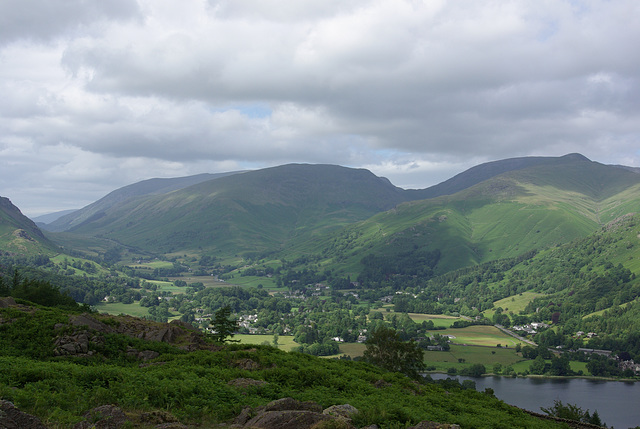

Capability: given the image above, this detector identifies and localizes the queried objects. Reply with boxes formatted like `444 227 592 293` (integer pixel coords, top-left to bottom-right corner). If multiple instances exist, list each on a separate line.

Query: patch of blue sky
234 104 272 118
536 20 558 42
208 104 272 119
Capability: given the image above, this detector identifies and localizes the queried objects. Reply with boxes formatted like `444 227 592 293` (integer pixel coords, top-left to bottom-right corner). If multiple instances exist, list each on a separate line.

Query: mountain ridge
44 171 245 232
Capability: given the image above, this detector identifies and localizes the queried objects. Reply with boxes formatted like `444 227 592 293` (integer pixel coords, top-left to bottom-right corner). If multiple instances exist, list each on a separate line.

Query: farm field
438 325 527 348
234 334 299 352
406 313 461 327
423 344 527 372
94 302 151 318
484 291 545 320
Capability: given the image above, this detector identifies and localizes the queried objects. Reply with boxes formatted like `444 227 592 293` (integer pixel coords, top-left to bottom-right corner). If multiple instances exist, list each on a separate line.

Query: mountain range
3 153 640 275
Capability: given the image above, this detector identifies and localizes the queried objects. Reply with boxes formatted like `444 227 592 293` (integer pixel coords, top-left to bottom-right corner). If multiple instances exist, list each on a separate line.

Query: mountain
44 171 243 232
0 197 57 254
41 154 640 264
405 153 591 199
57 164 410 255
295 156 640 276
32 209 78 226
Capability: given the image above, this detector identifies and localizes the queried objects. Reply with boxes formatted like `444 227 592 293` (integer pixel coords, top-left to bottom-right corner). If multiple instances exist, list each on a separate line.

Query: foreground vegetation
0 301 567 428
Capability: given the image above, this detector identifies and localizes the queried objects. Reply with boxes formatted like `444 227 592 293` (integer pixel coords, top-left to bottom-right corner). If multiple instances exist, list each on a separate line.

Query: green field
94 302 150 318
405 313 461 327
234 334 299 352
438 325 526 348
423 344 527 372
484 291 545 320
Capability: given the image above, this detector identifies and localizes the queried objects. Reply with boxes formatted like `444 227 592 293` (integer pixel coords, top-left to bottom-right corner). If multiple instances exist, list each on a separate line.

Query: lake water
430 374 639 429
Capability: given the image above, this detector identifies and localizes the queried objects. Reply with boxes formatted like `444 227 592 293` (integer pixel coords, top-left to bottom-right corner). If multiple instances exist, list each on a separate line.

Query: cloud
1 0 639 216
0 0 141 44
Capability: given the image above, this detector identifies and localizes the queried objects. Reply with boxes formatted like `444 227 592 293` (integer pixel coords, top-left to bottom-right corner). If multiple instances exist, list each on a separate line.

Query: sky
1 0 639 217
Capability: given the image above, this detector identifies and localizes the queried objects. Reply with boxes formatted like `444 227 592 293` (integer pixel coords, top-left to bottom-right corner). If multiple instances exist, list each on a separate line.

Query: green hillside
0 197 57 256
59 164 410 256
0 301 566 428
45 171 243 232
290 157 640 278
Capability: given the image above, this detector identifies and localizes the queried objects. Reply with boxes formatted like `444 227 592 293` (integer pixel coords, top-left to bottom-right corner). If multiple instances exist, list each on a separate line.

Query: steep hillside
0 197 57 255
61 164 409 255
45 171 243 232
295 157 640 277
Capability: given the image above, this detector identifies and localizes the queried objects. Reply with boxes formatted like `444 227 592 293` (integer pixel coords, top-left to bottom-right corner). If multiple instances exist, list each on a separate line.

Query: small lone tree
209 306 239 343
363 325 425 379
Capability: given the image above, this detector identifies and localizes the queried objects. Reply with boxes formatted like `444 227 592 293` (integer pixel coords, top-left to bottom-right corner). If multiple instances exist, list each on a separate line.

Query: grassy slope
287 159 640 278
0 305 564 428
0 197 58 256
64 164 408 256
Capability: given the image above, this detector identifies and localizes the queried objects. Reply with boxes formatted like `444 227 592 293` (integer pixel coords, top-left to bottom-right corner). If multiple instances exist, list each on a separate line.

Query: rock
323 404 358 421
263 398 323 413
228 378 268 389
231 398 359 429
155 424 189 429
243 410 334 429
372 379 391 389
234 358 260 371
70 314 115 334
0 297 16 308
73 405 129 429
140 410 179 424
407 422 461 429
0 400 47 429
232 406 253 426
138 350 160 361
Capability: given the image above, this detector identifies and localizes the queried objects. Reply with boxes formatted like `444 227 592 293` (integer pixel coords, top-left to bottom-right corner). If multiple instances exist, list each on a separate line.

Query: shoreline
425 371 638 383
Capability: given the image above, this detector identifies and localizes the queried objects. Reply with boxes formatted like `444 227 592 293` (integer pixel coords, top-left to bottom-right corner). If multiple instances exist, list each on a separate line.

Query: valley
2 153 640 427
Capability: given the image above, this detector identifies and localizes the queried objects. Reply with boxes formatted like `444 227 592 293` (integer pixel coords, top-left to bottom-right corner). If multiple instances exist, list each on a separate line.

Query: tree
209 306 239 343
529 355 546 375
541 400 606 426
363 325 425 379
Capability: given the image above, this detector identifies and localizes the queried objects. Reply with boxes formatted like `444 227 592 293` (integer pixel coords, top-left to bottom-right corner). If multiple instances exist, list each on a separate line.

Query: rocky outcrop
0 297 16 308
228 398 465 429
230 398 356 429
72 405 189 429
73 405 129 429
0 400 47 429
52 313 218 359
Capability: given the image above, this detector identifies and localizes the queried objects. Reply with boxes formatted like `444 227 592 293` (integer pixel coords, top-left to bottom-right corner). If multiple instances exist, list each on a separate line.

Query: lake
430 374 639 429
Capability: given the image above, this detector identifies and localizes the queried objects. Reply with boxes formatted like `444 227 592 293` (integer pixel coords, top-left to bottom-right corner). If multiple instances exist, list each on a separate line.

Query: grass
94 302 150 318
485 292 545 319
424 345 527 372
405 313 461 327
234 334 299 352
438 325 526 348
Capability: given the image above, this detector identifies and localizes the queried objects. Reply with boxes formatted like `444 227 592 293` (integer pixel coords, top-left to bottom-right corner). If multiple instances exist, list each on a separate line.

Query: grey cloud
0 0 141 44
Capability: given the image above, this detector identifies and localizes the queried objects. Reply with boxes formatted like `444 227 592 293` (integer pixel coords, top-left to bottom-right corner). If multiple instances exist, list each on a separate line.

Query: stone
243 410 333 429
138 350 160 361
407 422 461 429
322 404 358 421
73 404 129 429
0 297 16 308
228 378 268 389
70 314 114 333
0 400 47 429
263 398 323 413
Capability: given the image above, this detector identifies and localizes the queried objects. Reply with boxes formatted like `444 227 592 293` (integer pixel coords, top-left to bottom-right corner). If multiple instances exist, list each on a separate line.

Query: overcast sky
1 0 639 217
